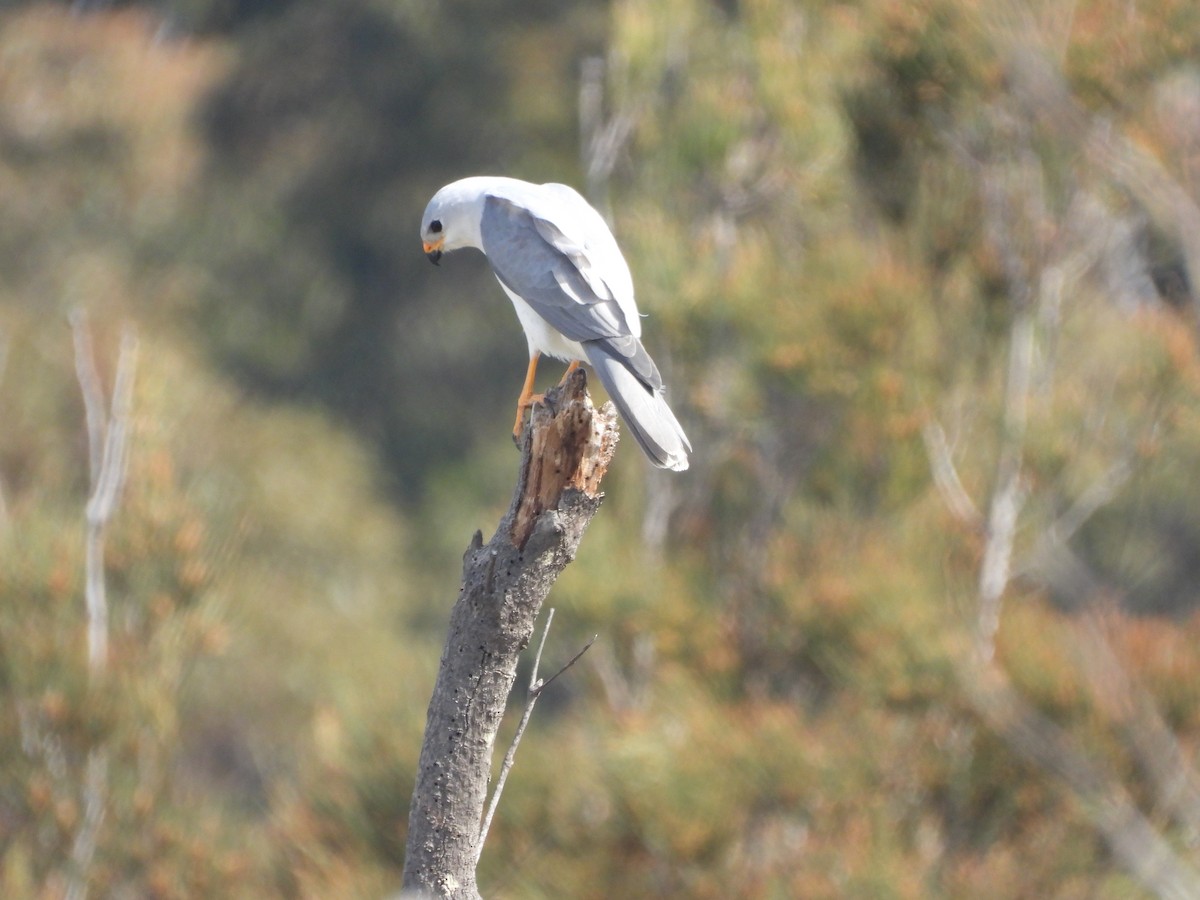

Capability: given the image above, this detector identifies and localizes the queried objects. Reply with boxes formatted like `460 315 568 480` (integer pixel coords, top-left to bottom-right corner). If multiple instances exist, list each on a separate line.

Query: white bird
420 176 691 471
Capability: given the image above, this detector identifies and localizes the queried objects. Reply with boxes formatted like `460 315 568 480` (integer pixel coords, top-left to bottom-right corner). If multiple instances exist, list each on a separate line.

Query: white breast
499 281 587 362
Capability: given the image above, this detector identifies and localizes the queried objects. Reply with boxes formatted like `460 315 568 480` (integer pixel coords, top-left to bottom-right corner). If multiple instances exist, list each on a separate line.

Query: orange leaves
1067 0 1200 107
1106 611 1200 729
995 601 1089 713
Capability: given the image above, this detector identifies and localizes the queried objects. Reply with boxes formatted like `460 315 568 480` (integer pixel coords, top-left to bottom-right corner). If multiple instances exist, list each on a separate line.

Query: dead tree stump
402 369 618 899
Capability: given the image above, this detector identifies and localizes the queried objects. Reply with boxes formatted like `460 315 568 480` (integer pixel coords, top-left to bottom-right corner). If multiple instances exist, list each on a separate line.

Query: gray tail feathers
584 341 691 471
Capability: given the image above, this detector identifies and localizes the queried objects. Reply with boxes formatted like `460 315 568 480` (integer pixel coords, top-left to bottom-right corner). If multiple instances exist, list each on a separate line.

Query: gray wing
481 195 662 391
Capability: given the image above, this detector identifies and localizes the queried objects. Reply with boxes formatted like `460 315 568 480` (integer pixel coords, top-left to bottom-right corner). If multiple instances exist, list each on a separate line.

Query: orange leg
557 360 581 385
512 353 544 439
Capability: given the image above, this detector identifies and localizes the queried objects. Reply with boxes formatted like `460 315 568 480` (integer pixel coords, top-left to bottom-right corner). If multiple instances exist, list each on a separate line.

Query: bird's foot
511 393 546 445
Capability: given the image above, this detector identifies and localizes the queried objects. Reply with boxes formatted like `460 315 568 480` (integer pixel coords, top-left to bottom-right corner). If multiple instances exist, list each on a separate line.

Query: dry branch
402 369 618 900
963 650 1200 900
65 312 138 900
0 328 8 529
476 609 597 863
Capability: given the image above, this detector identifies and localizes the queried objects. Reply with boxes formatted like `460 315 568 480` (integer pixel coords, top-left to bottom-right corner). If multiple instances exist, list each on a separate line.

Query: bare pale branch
65 318 138 900
69 309 107 487
86 326 139 527
921 419 983 527
976 308 1034 657
65 749 109 900
963 651 1200 900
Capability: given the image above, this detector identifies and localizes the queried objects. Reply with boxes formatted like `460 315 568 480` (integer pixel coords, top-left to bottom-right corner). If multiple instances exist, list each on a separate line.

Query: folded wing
479 186 689 470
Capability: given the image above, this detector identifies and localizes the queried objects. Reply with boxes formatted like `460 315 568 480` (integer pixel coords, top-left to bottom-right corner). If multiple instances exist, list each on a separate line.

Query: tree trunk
401 369 618 899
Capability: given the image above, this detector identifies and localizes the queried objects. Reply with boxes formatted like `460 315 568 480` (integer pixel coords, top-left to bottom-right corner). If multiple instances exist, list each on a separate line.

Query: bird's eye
429 220 443 234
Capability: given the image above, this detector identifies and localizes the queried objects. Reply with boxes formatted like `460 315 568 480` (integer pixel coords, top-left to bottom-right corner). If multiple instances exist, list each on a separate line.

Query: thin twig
1015 455 1134 588
476 610 596 863
1045 457 1133 547
65 749 109 900
476 608 555 862
87 326 138 528
579 55 639 220
70 310 107 487
0 328 8 529
922 419 983 527
534 632 598 698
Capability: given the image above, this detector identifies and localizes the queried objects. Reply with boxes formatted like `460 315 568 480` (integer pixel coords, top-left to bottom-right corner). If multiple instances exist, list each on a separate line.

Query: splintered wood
510 368 618 549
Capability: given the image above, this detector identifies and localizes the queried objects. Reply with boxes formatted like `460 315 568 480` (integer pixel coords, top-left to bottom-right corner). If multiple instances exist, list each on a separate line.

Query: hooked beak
423 238 444 266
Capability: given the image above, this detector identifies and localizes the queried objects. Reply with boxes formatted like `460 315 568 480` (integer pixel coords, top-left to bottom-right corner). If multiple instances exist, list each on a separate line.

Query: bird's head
420 178 489 265
420 215 445 265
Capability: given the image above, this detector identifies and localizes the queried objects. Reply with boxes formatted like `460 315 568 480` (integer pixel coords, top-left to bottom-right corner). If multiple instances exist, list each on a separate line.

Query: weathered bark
402 369 618 899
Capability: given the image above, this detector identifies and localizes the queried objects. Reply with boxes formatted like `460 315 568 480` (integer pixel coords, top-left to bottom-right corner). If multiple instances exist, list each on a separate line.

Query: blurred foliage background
3 0 1200 897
